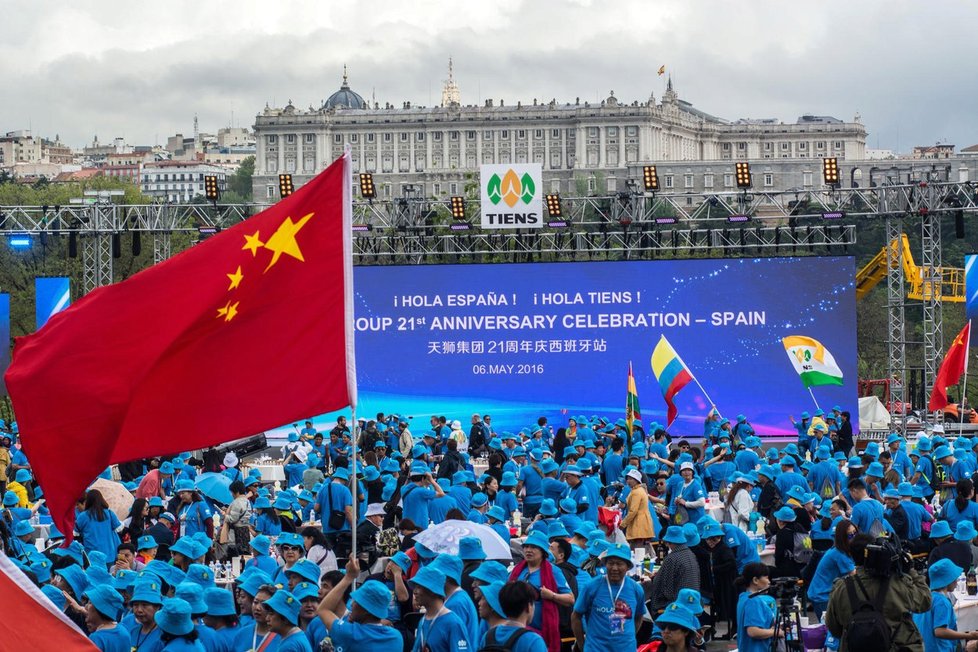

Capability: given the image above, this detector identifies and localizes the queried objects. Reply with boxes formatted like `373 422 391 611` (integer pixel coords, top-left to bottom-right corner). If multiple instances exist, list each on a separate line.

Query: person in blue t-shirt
572 543 646 652
806 518 856 618
675 462 707 525
736 563 779 652
316 556 404 652
848 479 893 537
518 455 545 518
75 585 131 652
939 479 978 530
173 481 213 539
315 468 354 534
264 589 313 651
75 489 123 563
914 558 978 652
400 462 446 527
407 566 470 652
477 581 548 652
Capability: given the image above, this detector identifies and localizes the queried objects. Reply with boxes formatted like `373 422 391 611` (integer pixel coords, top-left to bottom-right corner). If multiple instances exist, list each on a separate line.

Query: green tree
227 156 255 201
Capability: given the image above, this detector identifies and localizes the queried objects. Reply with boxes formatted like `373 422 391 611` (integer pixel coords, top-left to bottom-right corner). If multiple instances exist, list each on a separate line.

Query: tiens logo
487 169 536 207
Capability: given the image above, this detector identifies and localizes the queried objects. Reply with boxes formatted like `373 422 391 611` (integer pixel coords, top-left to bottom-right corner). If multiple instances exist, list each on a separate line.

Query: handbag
326 483 346 530
672 505 690 526
218 518 231 545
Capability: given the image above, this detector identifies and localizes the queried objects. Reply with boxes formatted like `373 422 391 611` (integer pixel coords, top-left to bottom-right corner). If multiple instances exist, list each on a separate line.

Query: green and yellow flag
626 361 642 437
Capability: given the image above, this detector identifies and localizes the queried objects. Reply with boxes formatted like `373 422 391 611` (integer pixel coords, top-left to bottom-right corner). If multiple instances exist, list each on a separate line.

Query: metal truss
153 232 171 265
351 225 855 263
884 214 907 428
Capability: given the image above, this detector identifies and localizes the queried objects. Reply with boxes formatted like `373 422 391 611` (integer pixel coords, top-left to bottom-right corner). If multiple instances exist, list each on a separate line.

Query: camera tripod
771 596 805 652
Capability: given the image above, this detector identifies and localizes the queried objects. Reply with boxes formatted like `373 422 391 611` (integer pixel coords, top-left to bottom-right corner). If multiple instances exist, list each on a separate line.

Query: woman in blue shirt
173 481 213 539
914 558 978 652
75 489 122 563
807 519 856 619
675 462 706 525
939 479 978 530
736 563 778 652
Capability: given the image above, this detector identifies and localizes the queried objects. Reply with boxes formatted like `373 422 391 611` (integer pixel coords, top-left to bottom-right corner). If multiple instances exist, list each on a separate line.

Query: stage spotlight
204 175 220 201
735 162 752 189
822 157 840 186
278 174 294 198
642 166 659 191
359 173 376 199
112 232 122 258
450 196 466 220
545 193 562 217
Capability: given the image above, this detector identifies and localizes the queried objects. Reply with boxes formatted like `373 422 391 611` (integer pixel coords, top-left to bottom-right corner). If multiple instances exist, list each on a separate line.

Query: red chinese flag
5 153 357 542
928 321 971 412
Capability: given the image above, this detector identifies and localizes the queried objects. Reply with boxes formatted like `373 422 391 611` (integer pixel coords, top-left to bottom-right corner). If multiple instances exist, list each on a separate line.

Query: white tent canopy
858 395 891 431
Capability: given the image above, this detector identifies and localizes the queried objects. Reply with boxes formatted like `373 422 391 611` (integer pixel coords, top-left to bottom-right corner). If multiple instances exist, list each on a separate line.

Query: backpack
789 530 814 565
479 627 531 652
921 455 941 492
843 574 892 652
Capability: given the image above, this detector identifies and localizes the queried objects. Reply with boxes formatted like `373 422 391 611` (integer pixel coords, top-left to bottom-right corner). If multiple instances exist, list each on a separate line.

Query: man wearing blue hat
847 478 893 538
407 565 470 652
398 461 447 529
315 466 355 541
572 542 646 652
882 487 910 540
317 557 404 651
790 411 813 454
910 437 939 500
808 444 844 501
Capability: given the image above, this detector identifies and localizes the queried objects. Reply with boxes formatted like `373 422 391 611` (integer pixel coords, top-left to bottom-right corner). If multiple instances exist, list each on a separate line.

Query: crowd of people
2 407 978 652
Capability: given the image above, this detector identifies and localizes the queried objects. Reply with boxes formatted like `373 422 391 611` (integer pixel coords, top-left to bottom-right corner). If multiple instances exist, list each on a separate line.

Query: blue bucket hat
292 582 319 602
523 531 552 554
931 520 953 539
676 588 705 615
930 558 964 589
780 456 796 467
786 486 807 503
170 537 198 559
548 522 570 540
479 581 507 618
865 462 885 478
174 479 195 493
350 579 392 619
276 532 303 548
430 555 463 585
409 566 447 597
2 491 18 507
174 582 207 614
264 589 301 625
917 437 932 452
131 579 164 605
286 559 322 584
12 520 33 538
254 496 272 510
14 469 31 483
30 559 52 583
238 570 272 598
55 565 90 600
656 602 701 632
471 493 488 508
470 560 509 585
882 487 901 499
204 587 237 617
272 496 292 510
539 499 558 517
898 482 914 497
388 551 412 574
702 521 724 539
847 457 864 470
602 543 633 567
332 467 350 482
683 523 700 547
185 563 215 589
541 459 559 474
956 521 978 542
486 505 507 522
458 537 486 561
250 534 271 556
934 446 954 460
773 506 797 522
833 452 847 462
500 472 518 488
84 584 124 621
414 542 438 560
661 526 687 545
155 598 195 636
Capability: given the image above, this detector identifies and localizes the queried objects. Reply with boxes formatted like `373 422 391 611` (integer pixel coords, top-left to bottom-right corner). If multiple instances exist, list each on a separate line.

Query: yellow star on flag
263 212 314 272
226 266 243 290
242 231 264 257
217 300 239 322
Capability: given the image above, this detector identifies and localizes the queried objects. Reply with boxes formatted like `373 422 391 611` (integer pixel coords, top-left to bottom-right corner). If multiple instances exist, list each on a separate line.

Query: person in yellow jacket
621 468 656 548
7 468 33 508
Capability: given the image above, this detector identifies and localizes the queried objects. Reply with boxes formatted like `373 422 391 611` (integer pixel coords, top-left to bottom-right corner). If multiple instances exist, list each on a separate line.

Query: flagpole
349 407 358 588
807 387 821 411
691 377 722 419
962 320 972 422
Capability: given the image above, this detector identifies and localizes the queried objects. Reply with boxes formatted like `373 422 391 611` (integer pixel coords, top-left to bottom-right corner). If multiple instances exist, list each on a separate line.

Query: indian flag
782 335 844 388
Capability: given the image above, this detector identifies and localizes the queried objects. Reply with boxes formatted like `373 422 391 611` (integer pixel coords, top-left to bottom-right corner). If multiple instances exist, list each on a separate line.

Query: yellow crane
855 234 965 301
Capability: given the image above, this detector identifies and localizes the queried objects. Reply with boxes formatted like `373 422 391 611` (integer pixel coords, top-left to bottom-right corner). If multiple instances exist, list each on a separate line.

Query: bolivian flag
782 335 844 388
626 361 641 437
651 335 694 428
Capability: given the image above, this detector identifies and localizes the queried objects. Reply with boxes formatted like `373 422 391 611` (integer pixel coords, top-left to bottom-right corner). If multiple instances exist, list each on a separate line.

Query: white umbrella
90 477 134 521
414 519 512 560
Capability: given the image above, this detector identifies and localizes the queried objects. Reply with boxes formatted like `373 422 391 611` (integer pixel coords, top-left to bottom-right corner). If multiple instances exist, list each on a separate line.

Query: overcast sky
2 0 975 153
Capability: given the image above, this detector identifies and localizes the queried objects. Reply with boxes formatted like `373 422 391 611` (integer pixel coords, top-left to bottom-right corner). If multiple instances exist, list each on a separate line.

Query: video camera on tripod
750 577 805 652
864 535 919 576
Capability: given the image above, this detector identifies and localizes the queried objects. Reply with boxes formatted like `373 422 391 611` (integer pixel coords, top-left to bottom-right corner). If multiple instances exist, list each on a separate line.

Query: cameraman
825 533 931 652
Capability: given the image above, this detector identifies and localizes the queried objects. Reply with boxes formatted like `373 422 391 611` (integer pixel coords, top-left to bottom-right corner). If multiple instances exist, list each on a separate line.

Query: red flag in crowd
929 321 971 412
5 153 357 543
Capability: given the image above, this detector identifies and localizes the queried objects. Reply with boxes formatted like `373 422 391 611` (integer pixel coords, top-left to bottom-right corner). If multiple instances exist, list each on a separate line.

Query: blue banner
35 276 71 330
967 254 978 326
0 293 9 397
350 256 858 438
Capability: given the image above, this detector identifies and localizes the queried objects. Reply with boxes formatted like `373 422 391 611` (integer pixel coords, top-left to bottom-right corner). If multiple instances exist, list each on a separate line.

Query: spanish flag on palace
651 335 694 428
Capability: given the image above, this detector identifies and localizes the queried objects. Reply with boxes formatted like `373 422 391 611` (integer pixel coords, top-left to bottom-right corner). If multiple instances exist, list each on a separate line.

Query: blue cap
602 542 633 566
250 534 271 556
85 584 124 621
866 462 885 477
185 563 215 589
898 482 914 497
174 582 207 614
292 581 319 602
131 579 164 605
471 492 488 508
155 598 195 636
930 558 964 589
265 589 301 625
931 520 953 539
458 537 486 561
42 584 67 610
470 560 509 585
539 499 558 517
656 602 700 632
676 588 704 615
479 581 508 618
662 526 687 544
350 579 392 619
205 587 237 616
54 564 90 600
286 559 322 584
409 566 447 597
486 505 507 522
238 570 272 598
430 555 463 585
773 506 797 522
523 531 552 554
956 521 978 542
